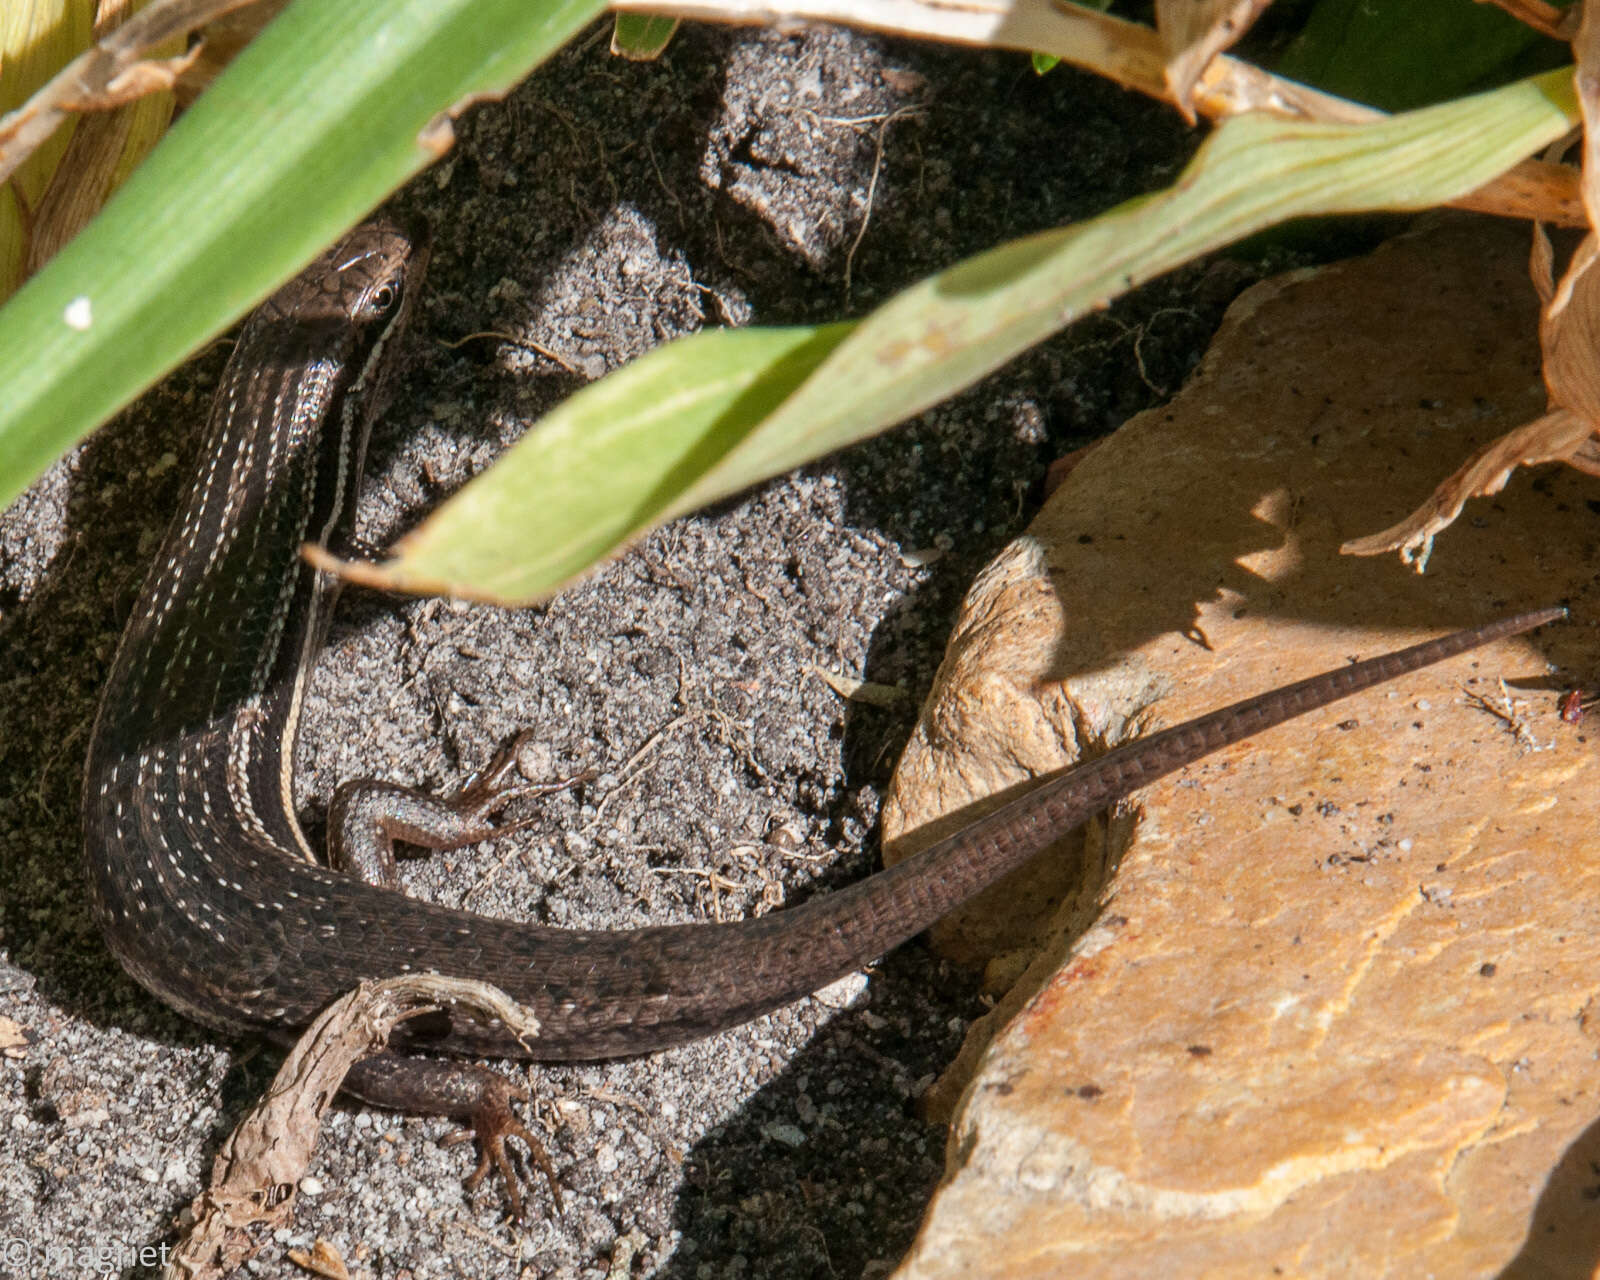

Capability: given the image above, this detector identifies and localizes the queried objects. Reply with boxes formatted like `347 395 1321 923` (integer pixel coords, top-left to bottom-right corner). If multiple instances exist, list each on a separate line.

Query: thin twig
1460 679 1555 753
439 329 583 376
843 106 923 306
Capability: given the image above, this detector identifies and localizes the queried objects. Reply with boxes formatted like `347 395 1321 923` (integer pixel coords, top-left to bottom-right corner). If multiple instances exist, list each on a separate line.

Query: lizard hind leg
343 1051 563 1220
327 729 593 888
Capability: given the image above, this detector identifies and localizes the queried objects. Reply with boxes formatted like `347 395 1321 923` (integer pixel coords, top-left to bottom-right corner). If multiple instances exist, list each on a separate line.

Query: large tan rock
885 218 1600 1278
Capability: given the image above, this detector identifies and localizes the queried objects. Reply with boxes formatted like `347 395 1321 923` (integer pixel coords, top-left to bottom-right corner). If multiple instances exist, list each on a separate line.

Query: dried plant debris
1460 679 1556 754
1339 402 1595 569
165 975 540 1280
1157 0 1274 121
0 1014 30 1059
808 663 911 708
1345 6 1600 566
285 1238 354 1280
0 0 255 187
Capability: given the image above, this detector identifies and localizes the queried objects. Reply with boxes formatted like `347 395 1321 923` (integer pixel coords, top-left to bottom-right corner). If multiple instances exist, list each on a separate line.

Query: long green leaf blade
323 324 856 599
359 67 1577 603
0 0 605 512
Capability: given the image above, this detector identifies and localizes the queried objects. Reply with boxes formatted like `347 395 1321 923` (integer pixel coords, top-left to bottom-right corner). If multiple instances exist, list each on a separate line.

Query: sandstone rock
886 218 1600 1278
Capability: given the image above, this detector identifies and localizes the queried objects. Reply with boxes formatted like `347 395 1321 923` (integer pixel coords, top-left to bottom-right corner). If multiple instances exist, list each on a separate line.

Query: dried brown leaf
1341 223 1600 563
22 33 185 279
57 43 200 110
1578 1 1600 230
1543 2 1600 420
1532 218 1557 302
1157 0 1273 122
163 975 539 1280
808 664 910 708
1452 157 1584 227
0 1014 29 1058
286 1238 354 1280
0 0 260 188
1343 12 1600 563
1540 232 1600 421
1566 433 1600 475
1340 408 1593 562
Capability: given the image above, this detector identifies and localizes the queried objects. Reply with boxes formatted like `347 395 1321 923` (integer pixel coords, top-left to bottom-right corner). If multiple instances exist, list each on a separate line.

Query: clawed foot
343 1053 566 1220
442 1073 564 1221
448 728 597 840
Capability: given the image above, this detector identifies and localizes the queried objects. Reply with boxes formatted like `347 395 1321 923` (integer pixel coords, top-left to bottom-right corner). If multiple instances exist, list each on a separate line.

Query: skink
81 219 1566 1212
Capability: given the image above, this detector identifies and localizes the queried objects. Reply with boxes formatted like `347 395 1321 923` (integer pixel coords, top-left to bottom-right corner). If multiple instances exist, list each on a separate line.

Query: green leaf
325 325 856 599
347 68 1577 604
1032 52 1060 75
1275 0 1562 112
611 12 680 61
0 0 606 514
